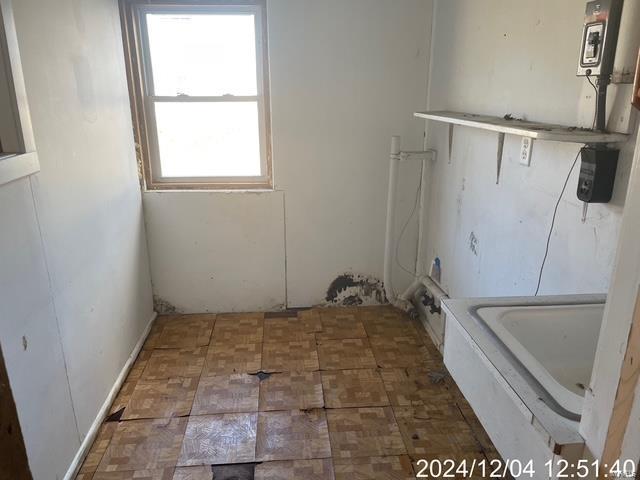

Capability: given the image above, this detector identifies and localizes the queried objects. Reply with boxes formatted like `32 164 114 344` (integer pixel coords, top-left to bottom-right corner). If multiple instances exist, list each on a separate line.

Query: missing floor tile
105 406 125 422
264 310 299 318
211 463 256 480
250 371 273 381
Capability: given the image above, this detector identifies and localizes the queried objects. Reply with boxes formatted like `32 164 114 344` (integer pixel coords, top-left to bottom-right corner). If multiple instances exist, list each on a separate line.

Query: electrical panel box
577 147 619 203
577 0 623 77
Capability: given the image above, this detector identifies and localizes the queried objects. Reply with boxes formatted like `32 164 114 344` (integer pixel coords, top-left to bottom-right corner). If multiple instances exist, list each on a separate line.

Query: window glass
146 13 258 97
154 101 262 177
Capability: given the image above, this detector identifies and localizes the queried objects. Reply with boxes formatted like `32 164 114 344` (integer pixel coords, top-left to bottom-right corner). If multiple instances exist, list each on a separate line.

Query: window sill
0 152 40 187
143 187 279 194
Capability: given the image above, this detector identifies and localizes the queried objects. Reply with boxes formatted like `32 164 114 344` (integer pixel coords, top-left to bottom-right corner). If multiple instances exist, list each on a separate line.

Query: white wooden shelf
414 110 628 184
414 111 628 144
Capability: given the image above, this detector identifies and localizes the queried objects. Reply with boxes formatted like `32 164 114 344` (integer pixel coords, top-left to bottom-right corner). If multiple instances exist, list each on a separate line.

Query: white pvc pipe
384 136 402 308
399 160 427 305
414 157 428 276
384 136 434 312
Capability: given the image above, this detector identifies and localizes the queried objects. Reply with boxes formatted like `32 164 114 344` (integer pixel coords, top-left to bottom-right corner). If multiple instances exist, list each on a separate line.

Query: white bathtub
475 303 605 417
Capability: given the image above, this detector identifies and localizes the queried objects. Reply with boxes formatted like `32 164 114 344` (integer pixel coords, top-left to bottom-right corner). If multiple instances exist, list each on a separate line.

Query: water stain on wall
153 295 179 315
325 273 387 306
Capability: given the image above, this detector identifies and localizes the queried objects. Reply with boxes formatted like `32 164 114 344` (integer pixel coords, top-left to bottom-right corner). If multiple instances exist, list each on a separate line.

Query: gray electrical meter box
577 0 623 77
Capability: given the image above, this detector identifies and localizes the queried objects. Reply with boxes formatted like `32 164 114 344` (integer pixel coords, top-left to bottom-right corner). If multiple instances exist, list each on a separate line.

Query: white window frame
0 0 39 187
123 1 272 190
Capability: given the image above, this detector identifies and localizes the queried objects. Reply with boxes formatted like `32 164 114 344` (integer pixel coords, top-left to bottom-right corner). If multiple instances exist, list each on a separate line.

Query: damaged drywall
324 273 387 307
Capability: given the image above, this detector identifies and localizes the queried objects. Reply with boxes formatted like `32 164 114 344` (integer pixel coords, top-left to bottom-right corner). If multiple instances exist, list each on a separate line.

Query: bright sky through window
146 12 263 178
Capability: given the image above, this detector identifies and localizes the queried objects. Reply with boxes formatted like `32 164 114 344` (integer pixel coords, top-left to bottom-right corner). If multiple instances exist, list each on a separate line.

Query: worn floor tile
297 309 323 333
172 466 213 480
254 459 335 480
317 339 377 370
393 405 483 459
317 311 366 340
256 410 331 461
97 418 187 472
380 367 453 407
156 315 215 349
192 374 259 415
143 321 168 351
359 310 419 340
129 350 153 381
326 407 405 459
79 422 117 474
123 377 197 420
203 342 262 375
84 306 501 479
211 313 264 344
262 340 319 372
264 317 316 343
259 371 324 411
369 336 433 368
109 378 138 417
178 413 257 466
142 348 206 380
333 456 414 480
91 470 175 480
321 369 389 408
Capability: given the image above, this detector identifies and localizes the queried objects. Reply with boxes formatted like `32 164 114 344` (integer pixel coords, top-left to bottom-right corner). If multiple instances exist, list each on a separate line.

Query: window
0 0 39 187
121 0 272 190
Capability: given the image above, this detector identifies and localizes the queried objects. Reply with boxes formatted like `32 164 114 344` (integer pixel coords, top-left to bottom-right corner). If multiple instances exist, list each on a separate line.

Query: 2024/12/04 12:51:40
413 458 638 478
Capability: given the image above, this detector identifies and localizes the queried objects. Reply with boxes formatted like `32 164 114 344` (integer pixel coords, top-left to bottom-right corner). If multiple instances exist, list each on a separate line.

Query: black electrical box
577 146 619 203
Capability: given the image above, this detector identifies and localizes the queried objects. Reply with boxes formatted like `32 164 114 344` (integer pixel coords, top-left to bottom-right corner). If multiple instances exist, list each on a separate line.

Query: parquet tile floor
77 306 503 479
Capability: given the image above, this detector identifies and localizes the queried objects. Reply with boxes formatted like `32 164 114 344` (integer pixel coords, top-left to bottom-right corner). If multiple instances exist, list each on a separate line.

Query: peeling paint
153 295 179 315
469 232 479 256
324 273 386 306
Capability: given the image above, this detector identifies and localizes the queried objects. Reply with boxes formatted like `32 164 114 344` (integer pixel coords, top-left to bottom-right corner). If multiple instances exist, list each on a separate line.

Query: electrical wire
586 74 598 130
535 73 600 295
534 148 583 296
394 163 423 283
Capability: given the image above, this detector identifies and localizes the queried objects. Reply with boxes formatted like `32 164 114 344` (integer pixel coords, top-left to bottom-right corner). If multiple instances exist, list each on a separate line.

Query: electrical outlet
520 137 533 166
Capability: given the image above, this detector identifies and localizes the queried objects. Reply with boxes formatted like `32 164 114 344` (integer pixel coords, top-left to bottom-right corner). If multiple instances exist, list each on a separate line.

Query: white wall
144 0 432 312
0 0 154 478
582 121 640 460
144 191 287 312
419 0 638 341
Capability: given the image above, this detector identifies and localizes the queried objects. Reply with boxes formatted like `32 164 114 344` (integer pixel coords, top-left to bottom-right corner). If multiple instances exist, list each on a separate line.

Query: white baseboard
63 311 157 480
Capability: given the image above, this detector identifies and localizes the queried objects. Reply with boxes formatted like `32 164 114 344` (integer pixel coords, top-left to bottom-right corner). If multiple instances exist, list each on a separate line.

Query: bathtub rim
441 293 605 449
474 303 605 420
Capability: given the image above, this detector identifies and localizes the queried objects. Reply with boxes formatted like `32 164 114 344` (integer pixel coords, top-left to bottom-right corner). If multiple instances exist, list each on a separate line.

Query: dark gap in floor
104 407 124 422
211 462 257 480
264 309 305 318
